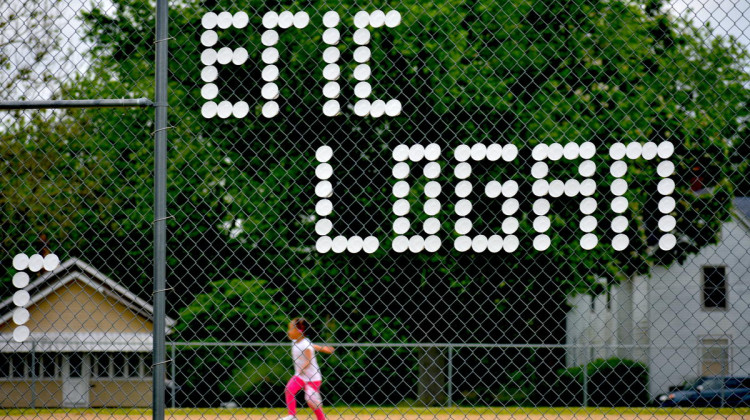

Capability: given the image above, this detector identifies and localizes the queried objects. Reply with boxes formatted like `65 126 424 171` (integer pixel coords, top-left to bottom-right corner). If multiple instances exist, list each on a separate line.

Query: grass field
5 407 750 420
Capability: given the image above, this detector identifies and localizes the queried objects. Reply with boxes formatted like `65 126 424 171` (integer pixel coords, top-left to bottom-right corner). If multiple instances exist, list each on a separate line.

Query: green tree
175 278 286 405
0 0 87 294
0 111 118 297
0 0 65 101
40 0 749 406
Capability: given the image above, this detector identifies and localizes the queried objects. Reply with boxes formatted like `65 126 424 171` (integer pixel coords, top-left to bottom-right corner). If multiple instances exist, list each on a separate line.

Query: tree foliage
1 0 747 406
0 0 67 101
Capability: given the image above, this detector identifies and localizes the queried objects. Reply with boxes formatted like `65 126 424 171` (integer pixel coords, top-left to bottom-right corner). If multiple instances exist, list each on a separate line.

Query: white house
566 197 750 398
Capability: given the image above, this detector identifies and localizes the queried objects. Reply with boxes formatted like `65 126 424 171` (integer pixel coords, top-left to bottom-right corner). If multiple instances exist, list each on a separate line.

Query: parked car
657 376 750 407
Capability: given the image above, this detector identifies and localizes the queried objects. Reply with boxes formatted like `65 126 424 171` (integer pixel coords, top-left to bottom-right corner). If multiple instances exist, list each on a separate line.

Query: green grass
5 407 750 416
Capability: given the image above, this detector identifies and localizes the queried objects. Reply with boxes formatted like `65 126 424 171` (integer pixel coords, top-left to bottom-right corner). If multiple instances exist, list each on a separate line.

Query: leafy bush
548 358 648 407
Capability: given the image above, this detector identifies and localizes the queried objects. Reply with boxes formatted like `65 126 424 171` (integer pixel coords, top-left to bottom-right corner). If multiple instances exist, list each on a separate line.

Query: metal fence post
30 341 36 409
582 350 588 408
447 345 453 407
171 344 176 409
152 0 169 419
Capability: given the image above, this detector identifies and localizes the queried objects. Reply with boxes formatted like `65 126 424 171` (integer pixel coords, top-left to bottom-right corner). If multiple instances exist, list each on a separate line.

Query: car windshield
693 378 724 390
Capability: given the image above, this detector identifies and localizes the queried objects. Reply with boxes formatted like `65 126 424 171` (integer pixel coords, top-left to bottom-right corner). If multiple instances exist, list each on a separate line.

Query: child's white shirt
292 338 322 382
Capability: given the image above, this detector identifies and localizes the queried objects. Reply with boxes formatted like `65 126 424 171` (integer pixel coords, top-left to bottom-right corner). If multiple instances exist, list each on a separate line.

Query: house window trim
11 353 29 379
0 353 62 380
0 353 17 379
93 352 112 379
112 353 128 378
0 352 151 380
701 265 729 311
92 352 150 380
699 335 732 376
37 352 61 379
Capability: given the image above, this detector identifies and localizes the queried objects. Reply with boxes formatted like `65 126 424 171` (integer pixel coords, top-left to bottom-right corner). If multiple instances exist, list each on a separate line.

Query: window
93 353 111 378
10 353 28 378
113 354 127 378
702 266 727 309
68 353 83 378
91 353 150 378
697 378 724 390
1 353 61 379
127 353 141 378
38 353 60 379
0 354 9 378
144 353 152 378
725 378 743 388
701 337 730 376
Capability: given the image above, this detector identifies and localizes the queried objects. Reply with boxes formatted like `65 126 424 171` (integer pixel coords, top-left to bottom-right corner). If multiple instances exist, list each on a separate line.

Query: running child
280 317 334 420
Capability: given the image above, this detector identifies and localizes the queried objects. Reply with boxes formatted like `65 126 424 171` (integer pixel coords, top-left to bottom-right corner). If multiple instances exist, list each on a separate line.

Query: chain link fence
2 1 750 420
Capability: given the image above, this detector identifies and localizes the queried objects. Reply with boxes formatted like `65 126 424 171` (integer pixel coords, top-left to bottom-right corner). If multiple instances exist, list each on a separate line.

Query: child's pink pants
285 375 325 420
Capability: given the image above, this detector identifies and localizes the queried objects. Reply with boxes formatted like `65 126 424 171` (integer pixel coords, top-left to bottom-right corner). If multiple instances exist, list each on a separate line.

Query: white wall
566 293 592 367
632 275 650 364
565 290 617 367
565 218 750 400
647 220 750 397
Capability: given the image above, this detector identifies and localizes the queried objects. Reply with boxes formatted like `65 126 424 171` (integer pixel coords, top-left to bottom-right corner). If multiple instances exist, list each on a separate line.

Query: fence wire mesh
2 2 750 420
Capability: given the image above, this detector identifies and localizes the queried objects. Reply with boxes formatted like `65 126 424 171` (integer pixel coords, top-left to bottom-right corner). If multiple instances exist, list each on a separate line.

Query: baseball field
4 407 750 420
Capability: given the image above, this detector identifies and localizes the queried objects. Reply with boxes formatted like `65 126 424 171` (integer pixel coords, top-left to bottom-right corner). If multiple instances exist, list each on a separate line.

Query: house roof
0 258 176 333
1 332 156 353
734 197 750 221
733 197 750 231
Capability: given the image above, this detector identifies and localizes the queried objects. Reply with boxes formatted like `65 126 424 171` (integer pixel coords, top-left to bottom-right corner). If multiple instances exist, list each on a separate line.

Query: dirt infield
5 407 750 420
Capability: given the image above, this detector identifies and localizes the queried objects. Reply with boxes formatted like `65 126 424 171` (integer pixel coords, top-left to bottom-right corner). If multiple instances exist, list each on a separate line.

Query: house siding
0 379 153 408
0 280 152 335
0 380 62 408
566 217 750 400
648 220 750 397
89 379 153 407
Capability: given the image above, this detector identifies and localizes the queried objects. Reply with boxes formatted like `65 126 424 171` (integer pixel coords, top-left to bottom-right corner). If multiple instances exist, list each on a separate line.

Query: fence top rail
159 341 709 350
0 98 153 110
0 338 729 351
